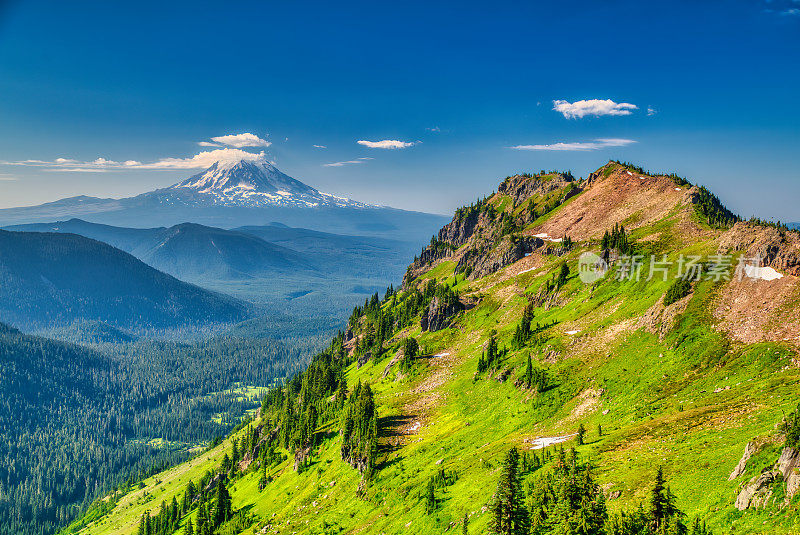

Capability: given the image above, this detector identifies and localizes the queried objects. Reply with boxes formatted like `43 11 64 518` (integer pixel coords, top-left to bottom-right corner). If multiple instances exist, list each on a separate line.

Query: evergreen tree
185 518 194 535
490 447 530 535
577 423 586 445
212 478 232 527
425 478 437 513
462 512 469 535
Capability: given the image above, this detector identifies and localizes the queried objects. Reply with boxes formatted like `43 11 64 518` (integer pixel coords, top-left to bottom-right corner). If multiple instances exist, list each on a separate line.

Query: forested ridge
0 323 303 535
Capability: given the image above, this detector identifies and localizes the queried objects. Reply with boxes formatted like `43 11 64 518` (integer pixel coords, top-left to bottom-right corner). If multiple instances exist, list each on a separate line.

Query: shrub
663 278 692 306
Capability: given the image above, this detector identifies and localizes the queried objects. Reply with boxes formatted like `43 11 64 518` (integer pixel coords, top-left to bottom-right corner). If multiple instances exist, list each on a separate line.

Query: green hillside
67 162 800 535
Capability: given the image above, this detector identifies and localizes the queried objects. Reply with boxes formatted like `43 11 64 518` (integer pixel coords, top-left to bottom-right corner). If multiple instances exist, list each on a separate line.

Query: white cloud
647 106 657 116
323 157 375 167
357 139 415 149
510 138 637 151
2 148 269 171
198 141 222 147
426 126 441 133
313 144 327 149
0 174 17 181
783 8 800 15
209 133 271 148
552 99 638 119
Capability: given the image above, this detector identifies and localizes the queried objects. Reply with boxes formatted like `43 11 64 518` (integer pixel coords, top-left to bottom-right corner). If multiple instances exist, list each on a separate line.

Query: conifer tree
490 447 530 535
185 518 194 535
577 423 586 445
462 512 469 535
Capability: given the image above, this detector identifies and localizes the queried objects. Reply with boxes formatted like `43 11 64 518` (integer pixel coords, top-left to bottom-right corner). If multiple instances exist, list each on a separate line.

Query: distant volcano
159 158 367 209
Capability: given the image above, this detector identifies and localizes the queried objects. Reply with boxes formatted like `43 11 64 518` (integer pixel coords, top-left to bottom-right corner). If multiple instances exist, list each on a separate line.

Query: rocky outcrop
776 447 800 498
497 172 576 207
421 295 464 332
734 446 800 510
735 471 778 510
357 350 372 369
457 235 544 279
719 222 800 277
729 441 756 480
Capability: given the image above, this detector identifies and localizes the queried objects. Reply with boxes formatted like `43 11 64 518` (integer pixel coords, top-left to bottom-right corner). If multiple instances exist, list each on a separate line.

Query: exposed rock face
735 471 777 510
357 350 372 369
719 222 800 277
421 295 463 332
729 441 756 480
497 173 576 207
458 236 543 279
734 446 800 510
776 447 800 499
404 172 579 285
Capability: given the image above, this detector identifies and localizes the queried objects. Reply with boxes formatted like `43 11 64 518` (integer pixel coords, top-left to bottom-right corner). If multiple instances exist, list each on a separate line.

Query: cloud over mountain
510 138 636 151
357 139 415 149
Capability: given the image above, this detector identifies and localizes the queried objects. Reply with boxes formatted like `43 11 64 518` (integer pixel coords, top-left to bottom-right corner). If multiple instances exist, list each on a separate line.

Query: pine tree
212 478 232 527
490 447 530 535
425 478 437 513
185 518 194 535
462 512 469 535
524 355 533 389
577 423 586 445
597 424 603 437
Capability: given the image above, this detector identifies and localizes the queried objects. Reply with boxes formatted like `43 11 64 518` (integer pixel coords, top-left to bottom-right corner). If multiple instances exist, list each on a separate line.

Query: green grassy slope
68 165 800 535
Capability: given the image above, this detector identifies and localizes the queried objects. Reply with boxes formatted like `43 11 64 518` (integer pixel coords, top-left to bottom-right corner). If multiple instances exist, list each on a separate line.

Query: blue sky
0 0 798 220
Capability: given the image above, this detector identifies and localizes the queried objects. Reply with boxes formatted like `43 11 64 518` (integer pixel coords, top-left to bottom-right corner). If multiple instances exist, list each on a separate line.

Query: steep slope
67 161 800 535
0 159 449 240
0 230 250 330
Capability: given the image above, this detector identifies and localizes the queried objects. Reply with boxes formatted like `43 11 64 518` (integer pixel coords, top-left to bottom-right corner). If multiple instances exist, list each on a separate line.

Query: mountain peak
162 158 366 209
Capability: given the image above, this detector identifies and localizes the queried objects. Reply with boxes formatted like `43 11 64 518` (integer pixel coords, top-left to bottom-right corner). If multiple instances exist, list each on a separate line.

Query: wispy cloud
323 157 374 167
425 126 441 133
510 138 637 151
198 141 222 147
553 99 638 119
357 139 416 149
313 144 327 149
208 133 271 148
647 106 657 116
2 148 269 171
0 174 17 181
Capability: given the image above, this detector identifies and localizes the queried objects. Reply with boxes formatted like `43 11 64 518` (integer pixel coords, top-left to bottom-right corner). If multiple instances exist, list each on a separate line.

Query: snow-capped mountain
0 158 448 240
153 159 367 209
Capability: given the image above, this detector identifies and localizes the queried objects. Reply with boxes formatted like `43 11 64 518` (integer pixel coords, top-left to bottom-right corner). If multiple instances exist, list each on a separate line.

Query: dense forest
0 323 304 535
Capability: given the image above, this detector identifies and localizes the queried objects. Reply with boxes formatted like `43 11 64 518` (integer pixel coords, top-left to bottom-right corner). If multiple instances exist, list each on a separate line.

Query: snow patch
517 267 536 275
744 265 784 281
528 434 576 450
565 330 580 335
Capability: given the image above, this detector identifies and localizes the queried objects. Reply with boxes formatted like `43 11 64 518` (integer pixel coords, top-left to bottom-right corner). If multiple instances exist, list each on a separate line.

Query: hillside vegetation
66 162 800 535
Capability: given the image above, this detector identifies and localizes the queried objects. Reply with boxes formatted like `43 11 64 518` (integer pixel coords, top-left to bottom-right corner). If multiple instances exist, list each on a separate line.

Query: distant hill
0 230 250 330
5 220 420 318
0 158 448 241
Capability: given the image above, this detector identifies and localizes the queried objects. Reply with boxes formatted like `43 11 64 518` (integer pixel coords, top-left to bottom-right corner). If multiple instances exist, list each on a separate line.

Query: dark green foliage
781 404 800 448
600 223 633 254
663 277 692 306
425 478 437 513
490 447 530 535
528 449 607 534
607 466 694 535
693 186 739 228
577 424 586 445
463 512 469 535
0 324 293 535
562 235 574 250
512 303 535 349
341 381 379 474
478 332 507 374
400 337 420 373
556 262 570 288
